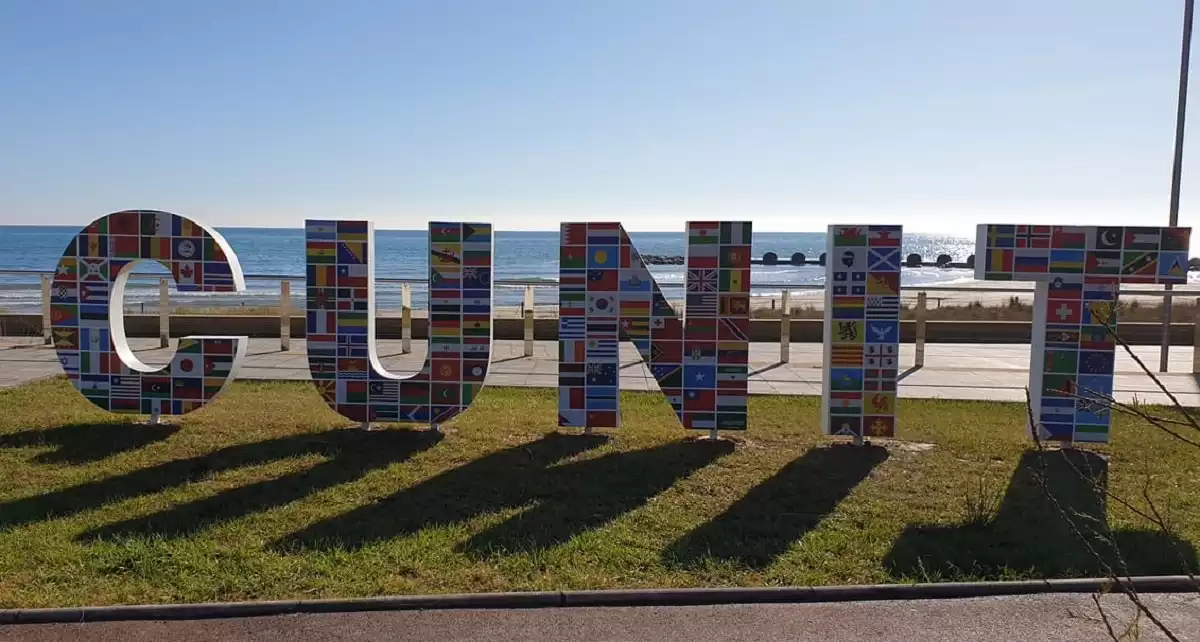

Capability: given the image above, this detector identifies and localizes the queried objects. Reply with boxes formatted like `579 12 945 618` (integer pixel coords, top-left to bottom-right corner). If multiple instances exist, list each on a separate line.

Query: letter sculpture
976 225 1191 444
557 222 752 432
305 220 493 426
51 210 247 415
822 225 903 439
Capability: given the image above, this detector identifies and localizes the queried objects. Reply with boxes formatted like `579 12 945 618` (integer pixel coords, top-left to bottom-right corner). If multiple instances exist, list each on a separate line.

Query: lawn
0 379 1197 608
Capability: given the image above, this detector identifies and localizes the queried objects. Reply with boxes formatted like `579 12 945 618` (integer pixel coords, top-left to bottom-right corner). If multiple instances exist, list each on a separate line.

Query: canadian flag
173 261 202 288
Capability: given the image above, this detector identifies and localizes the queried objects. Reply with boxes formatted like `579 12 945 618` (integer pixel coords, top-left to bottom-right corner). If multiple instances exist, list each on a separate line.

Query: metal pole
1161 0 1195 372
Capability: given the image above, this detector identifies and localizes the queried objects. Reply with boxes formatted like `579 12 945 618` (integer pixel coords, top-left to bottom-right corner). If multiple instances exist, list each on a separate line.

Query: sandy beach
497 282 1200 318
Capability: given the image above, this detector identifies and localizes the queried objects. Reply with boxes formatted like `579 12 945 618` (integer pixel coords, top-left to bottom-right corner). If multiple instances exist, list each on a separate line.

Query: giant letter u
305 220 494 425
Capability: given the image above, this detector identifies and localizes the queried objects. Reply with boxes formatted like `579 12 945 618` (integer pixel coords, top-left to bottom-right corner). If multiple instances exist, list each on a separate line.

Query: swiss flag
1046 300 1082 324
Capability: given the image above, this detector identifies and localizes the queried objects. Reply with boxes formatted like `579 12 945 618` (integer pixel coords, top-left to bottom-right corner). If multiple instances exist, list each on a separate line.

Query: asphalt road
2 594 1198 641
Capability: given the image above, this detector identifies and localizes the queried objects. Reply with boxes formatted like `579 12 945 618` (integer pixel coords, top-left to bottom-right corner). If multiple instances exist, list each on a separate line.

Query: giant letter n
558 222 752 431
305 220 494 425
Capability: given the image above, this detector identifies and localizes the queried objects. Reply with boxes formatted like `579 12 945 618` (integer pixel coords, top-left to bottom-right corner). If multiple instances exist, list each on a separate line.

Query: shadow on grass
0 428 440 533
80 428 443 541
885 449 1199 580
276 434 733 555
0 422 180 464
464 439 735 555
664 443 889 569
275 432 606 552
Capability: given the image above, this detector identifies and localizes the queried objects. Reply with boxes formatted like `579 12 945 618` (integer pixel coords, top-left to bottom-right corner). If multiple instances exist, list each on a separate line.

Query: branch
1059 382 1200 450
1024 387 1185 642
1100 309 1200 434
1092 593 1121 641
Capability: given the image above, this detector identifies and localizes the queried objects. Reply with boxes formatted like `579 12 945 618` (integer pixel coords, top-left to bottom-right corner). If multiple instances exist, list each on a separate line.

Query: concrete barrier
779 289 791 363
1194 297 1200 374
279 280 291 351
914 292 927 367
159 278 170 349
40 275 51 346
523 286 534 357
401 283 412 354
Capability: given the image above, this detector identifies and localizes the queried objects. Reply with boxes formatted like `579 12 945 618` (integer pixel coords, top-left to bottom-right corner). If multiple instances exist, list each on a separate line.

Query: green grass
0 379 1197 608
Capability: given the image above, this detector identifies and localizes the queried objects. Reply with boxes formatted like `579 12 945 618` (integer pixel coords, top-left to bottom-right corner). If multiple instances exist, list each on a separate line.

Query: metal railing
5 269 1199 373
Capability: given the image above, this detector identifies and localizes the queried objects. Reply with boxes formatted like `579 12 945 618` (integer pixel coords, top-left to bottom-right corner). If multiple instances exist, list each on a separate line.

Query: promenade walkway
4 337 1200 405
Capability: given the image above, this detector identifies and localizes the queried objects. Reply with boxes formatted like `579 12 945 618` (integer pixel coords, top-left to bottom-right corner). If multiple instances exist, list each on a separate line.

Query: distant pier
640 252 978 269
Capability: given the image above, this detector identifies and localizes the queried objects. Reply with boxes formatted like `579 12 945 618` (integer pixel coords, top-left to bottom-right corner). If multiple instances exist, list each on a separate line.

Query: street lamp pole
1161 0 1195 373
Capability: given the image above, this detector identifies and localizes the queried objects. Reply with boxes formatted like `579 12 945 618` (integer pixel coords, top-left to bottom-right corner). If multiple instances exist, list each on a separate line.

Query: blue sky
0 0 1194 234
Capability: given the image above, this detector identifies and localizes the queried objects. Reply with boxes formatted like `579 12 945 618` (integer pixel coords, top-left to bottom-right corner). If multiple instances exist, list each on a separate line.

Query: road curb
2 576 1197 625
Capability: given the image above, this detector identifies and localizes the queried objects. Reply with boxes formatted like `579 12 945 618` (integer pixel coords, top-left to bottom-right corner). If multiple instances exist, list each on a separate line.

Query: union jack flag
686 269 717 292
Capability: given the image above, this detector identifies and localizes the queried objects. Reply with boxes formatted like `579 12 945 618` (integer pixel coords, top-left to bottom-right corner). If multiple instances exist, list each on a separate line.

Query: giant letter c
51 210 247 415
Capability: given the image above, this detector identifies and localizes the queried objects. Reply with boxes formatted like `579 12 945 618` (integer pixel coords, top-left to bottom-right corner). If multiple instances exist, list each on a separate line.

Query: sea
0 225 984 311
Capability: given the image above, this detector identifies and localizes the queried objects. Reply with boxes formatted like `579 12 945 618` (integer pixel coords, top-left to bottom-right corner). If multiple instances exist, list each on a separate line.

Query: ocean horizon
0 224 982 311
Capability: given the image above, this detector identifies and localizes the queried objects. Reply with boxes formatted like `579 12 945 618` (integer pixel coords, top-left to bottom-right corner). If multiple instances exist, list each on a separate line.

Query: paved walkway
2 593 1198 641
4 337 1200 405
